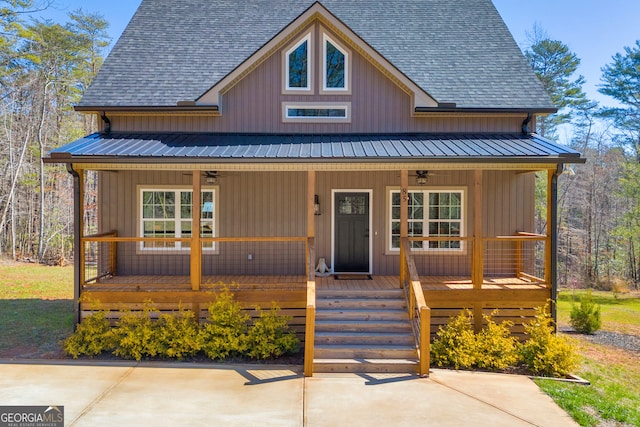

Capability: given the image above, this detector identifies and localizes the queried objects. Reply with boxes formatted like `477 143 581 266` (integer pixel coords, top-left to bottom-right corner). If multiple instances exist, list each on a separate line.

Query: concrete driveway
0 361 577 426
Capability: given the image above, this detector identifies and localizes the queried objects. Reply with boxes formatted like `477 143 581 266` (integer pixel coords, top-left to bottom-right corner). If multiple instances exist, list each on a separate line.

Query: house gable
77 0 555 112
197 3 438 111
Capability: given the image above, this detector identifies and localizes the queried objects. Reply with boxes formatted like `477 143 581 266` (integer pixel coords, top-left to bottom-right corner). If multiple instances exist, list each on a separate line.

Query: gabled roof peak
196 2 438 110
78 0 553 111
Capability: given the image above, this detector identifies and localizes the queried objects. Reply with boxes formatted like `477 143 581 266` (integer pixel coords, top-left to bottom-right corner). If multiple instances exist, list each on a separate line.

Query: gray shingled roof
48 133 581 163
79 0 553 110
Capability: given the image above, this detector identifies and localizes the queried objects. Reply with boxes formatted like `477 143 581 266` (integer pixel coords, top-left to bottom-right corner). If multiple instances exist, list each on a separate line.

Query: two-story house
46 0 583 375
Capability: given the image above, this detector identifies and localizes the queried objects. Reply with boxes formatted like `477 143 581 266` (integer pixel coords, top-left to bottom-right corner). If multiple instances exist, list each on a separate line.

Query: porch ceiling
46 132 583 166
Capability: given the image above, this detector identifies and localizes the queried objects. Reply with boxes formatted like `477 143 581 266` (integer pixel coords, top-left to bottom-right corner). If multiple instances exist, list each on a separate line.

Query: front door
333 191 371 273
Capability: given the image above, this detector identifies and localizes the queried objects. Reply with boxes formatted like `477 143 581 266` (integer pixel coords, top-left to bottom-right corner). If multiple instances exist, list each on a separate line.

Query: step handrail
304 237 316 377
400 237 430 377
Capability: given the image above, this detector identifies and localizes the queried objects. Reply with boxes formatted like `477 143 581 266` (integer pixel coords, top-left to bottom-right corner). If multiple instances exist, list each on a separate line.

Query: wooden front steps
313 288 418 373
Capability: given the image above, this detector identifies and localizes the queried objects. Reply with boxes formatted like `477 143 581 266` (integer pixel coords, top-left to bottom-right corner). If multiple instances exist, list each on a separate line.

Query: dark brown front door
334 192 370 273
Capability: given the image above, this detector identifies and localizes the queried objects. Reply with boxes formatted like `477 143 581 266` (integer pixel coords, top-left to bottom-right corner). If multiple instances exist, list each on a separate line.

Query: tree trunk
36 81 51 261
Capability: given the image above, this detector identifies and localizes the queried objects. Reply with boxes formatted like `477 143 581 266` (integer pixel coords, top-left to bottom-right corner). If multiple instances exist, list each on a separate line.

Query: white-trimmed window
285 33 311 92
322 33 349 92
389 188 465 252
140 188 216 251
282 102 350 123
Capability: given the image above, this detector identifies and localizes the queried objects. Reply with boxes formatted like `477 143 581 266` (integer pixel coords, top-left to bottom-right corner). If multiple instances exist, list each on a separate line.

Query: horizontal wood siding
424 287 549 340
107 23 524 134
81 288 307 340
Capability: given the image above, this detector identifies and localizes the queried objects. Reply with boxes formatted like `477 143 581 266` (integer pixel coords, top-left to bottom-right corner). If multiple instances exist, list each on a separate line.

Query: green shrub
431 309 477 369
475 312 519 370
246 304 299 359
63 289 302 362
200 288 249 359
520 304 579 377
113 301 161 361
156 306 202 360
63 311 116 358
570 290 602 334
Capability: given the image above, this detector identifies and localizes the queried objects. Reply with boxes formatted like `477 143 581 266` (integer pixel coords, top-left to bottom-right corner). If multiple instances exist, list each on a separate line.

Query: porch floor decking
421 276 547 290
85 275 307 291
83 274 546 292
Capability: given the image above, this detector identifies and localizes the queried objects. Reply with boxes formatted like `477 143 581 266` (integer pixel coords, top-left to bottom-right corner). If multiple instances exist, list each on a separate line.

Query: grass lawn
0 262 74 358
557 289 640 335
536 289 640 426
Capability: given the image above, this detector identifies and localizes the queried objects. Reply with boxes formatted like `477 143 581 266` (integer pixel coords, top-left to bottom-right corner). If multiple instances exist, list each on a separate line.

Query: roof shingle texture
79 0 553 110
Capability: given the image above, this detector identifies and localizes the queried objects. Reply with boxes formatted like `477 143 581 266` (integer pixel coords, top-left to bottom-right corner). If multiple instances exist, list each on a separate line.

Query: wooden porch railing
485 233 547 285
408 234 548 287
400 237 430 377
80 234 310 285
81 230 119 284
485 232 551 284
304 237 316 377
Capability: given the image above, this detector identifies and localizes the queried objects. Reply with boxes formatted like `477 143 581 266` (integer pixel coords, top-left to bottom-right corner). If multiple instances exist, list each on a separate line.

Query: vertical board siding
107 22 524 134
99 170 307 276
98 169 534 277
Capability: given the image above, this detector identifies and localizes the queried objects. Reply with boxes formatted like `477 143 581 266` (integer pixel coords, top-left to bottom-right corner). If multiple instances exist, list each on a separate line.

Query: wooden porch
81 272 549 336
71 169 559 377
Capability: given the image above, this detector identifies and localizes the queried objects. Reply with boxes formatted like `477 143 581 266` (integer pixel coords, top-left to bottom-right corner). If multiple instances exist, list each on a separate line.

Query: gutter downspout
100 111 111 134
521 112 533 135
66 163 81 328
550 163 563 330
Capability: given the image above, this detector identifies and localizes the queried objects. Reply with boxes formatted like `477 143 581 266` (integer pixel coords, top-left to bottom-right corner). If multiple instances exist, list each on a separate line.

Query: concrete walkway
0 361 577 426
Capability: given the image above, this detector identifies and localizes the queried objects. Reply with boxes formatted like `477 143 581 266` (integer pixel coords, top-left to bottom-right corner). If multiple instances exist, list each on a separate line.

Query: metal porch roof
47 133 583 164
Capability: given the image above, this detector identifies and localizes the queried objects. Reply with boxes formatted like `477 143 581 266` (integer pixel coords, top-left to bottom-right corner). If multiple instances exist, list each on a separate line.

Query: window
323 34 348 91
282 102 351 122
389 188 464 252
140 188 216 251
285 33 311 91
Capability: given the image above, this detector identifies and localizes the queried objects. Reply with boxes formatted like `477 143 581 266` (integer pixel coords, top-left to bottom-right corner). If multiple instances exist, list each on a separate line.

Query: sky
35 0 639 114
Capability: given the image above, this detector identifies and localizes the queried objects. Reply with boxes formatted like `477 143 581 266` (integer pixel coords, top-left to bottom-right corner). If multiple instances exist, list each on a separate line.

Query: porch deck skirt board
80 274 550 341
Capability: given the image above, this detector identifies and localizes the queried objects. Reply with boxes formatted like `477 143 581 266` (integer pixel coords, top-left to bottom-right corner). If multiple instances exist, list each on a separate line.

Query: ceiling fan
396 170 449 185
181 171 236 184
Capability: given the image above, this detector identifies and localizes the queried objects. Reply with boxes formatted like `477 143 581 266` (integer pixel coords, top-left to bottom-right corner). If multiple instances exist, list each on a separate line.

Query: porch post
307 170 315 239
400 170 409 288
548 166 563 327
472 170 483 332
545 168 553 286
305 170 316 377
68 165 84 327
77 168 85 292
190 170 201 291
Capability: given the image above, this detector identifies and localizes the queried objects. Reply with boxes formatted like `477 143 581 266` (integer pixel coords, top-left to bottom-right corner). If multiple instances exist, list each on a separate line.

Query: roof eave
74 105 220 114
44 154 585 165
414 106 558 115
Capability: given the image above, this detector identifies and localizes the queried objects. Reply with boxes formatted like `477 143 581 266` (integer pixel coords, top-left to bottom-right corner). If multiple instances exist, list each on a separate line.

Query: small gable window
282 102 351 123
322 34 349 92
285 33 311 91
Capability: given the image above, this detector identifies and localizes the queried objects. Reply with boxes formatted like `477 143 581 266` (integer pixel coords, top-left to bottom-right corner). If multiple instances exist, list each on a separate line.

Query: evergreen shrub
570 290 602 334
